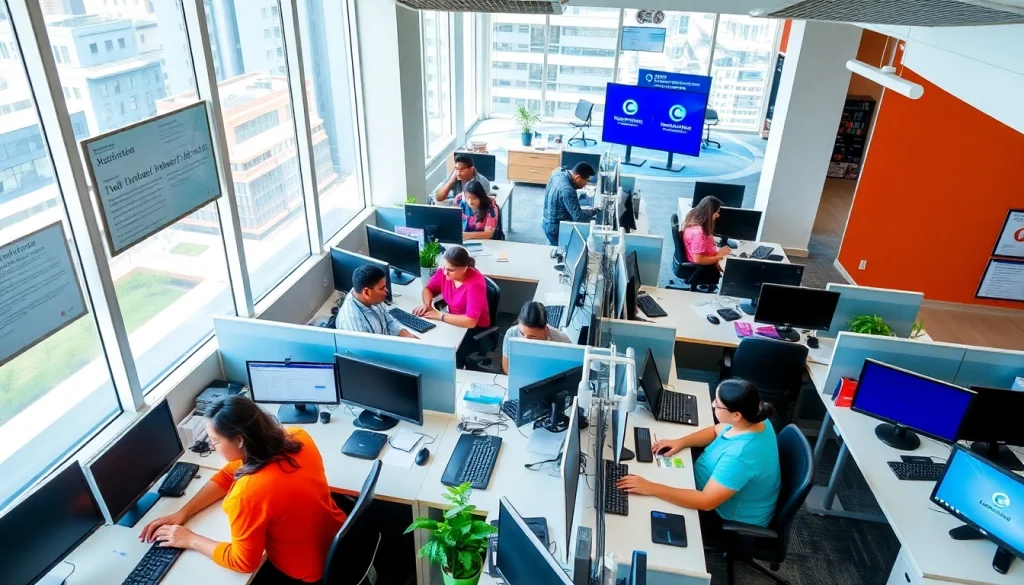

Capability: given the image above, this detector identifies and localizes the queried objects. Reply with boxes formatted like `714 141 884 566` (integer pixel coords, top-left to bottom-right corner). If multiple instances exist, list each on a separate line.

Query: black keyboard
121 544 182 585
545 305 565 328
442 434 502 489
658 391 699 426
501 399 519 421
717 308 741 322
603 460 629 516
388 307 436 333
634 427 653 463
888 461 944 481
157 462 199 497
751 245 774 260
636 294 667 318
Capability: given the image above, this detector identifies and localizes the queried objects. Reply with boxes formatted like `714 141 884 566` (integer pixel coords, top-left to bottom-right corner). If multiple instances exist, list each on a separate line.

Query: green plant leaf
405 518 441 534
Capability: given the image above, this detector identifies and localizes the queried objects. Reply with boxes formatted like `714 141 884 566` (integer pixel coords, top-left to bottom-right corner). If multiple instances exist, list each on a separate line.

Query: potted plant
419 240 441 279
398 195 418 207
513 105 540 147
848 315 895 337
405 483 496 585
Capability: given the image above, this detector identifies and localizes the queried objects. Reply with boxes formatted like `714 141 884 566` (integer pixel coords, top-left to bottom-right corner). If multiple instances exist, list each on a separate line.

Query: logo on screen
994 493 1011 508
645 73 654 83
622 99 639 115
668 105 687 122
1015 227 1024 242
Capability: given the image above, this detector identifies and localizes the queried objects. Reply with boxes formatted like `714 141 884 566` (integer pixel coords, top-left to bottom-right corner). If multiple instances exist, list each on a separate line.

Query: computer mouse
415 447 430 466
491 185 499 191
807 336 820 349
706 315 721 325
739 252 749 258
656 446 672 456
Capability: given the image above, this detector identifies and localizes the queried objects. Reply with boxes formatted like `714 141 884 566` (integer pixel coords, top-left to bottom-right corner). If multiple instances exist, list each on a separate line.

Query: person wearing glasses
616 379 781 546
412 246 491 367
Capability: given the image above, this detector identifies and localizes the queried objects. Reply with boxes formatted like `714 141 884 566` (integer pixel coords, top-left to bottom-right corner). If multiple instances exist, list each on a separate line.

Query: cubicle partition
506 338 586 401
600 319 676 385
375 207 405 233
953 347 1024 390
559 221 664 288
821 284 924 339
822 332 967 396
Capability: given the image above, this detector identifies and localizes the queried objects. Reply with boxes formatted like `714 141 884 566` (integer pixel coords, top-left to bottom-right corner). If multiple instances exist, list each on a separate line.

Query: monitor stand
391 267 415 285
774 325 801 343
620 145 647 168
739 298 757 316
278 403 319 424
118 491 162 527
537 401 570 433
949 525 1016 575
40 563 75 585
650 152 684 173
874 423 921 451
618 447 635 462
355 410 399 431
971 441 1024 471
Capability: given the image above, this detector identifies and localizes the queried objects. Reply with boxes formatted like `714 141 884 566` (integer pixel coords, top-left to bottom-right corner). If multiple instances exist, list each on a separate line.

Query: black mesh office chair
567 100 596 147
668 213 706 291
726 338 809 428
719 425 814 585
465 276 502 372
703 108 721 149
322 461 382 585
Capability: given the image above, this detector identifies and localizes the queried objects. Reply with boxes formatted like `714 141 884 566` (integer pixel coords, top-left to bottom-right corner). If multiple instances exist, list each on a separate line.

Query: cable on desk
490 373 507 391
63 561 76 580
458 417 508 436
525 455 561 471
387 432 437 451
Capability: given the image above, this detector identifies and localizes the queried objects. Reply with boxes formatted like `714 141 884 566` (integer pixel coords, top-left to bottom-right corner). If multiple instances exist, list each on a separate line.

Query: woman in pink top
681 196 731 289
413 246 491 367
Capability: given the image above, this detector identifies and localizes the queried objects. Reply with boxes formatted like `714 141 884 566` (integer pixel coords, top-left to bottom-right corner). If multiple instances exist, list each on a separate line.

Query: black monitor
405 204 463 244
559 399 581 564
366 225 420 286
335 354 422 431
496 497 572 585
517 366 584 430
248 361 339 424
753 284 840 342
851 359 976 451
720 258 804 315
612 361 632 463
331 247 393 302
693 181 744 208
714 207 762 242
617 189 637 233
564 239 589 328
560 151 601 185
639 348 663 411
958 386 1024 471
88 400 184 527
454 151 496 182
0 462 104 585
628 551 648 585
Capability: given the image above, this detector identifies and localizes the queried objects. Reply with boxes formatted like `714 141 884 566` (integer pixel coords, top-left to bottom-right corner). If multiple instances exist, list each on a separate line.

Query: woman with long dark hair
413 246 491 367
618 379 781 545
458 180 499 240
140 396 346 584
681 195 731 288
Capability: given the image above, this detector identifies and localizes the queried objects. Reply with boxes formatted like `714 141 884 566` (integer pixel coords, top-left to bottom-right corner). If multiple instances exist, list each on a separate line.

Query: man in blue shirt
336 265 417 338
541 162 597 245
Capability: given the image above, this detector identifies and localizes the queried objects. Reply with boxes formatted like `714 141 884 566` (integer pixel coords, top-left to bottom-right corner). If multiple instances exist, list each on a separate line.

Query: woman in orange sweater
140 396 346 584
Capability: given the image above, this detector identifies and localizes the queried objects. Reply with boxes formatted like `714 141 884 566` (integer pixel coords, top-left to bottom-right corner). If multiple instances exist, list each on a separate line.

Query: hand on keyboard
617 474 656 496
140 510 188 543
150 524 196 549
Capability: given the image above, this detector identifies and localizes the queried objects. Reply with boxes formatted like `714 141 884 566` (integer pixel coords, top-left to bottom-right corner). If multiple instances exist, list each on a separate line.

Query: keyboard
545 305 565 328
658 391 699 426
888 461 944 481
636 293 667 318
603 460 629 516
717 308 741 322
501 399 519 422
121 544 182 585
634 427 653 463
157 462 199 497
388 307 436 333
442 434 503 489
751 245 774 260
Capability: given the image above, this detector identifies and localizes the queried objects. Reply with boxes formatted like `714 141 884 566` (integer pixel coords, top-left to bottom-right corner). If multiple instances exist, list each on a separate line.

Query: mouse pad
651 511 687 548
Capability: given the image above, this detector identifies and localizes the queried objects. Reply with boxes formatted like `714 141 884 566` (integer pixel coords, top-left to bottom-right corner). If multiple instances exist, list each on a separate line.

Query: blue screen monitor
851 359 976 451
602 83 708 157
931 446 1024 573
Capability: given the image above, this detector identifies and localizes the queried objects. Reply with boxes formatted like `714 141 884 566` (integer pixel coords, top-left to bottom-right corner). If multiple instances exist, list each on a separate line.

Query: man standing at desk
336 265 417 338
434 153 491 202
541 162 597 245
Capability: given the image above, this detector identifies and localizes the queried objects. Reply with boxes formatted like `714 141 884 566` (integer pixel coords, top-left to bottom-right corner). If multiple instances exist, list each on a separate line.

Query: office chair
667 213 719 292
465 276 502 372
718 425 814 585
567 100 596 147
322 461 382 585
726 338 809 428
702 108 721 149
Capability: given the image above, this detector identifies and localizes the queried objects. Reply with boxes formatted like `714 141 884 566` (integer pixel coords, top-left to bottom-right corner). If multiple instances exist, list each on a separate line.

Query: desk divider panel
953 347 1024 390
334 330 458 414
625 233 664 289
820 284 924 339
600 319 676 385
558 221 590 249
507 338 586 401
214 316 339 384
822 332 967 396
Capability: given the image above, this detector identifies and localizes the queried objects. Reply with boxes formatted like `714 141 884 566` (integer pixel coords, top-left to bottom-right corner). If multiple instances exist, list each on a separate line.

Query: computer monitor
405 204 463 244
247 361 339 424
331 247 393 302
693 181 744 208
851 359 976 451
714 207 762 242
496 497 573 585
931 446 1024 574
335 354 422 431
561 151 601 185
614 252 630 320
559 398 581 564
753 284 840 342
639 348 663 410
564 239 589 328
88 400 184 527
612 361 633 463
0 462 104 585
563 226 585 276
720 258 805 315
366 225 419 286
616 189 637 233
958 386 1024 471
628 551 648 585
517 366 584 430
454 151 496 182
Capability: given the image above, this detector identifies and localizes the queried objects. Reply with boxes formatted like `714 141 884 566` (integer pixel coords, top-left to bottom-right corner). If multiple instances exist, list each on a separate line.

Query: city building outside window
422 11 453 159
707 14 779 131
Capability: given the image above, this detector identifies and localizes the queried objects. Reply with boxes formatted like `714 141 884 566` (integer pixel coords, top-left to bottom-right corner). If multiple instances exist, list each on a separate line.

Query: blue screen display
601 83 709 157
851 360 974 442
638 69 712 94
933 448 1024 557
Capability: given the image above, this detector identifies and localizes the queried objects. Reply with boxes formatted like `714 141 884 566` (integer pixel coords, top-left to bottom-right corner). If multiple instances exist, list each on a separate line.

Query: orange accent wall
847 29 890 100
838 67 1024 309
779 20 792 53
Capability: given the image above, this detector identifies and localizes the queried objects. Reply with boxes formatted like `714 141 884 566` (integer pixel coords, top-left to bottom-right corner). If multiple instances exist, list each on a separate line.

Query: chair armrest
720 520 778 540
472 326 501 355
472 326 500 344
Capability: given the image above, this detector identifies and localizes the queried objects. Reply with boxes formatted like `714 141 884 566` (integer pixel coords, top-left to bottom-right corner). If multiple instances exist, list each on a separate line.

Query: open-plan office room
1 1 1022 585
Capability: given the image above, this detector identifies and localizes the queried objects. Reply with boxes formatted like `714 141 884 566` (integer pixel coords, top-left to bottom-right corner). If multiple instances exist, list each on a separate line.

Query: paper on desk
544 292 565 307
382 437 424 469
656 456 686 469
526 428 567 457
391 428 423 452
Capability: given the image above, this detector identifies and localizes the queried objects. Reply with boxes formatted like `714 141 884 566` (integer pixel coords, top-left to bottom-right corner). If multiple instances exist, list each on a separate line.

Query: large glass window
707 15 780 131
489 13 545 116
421 11 453 158
462 13 478 128
617 11 715 84
45 0 235 391
298 0 364 243
545 7 619 120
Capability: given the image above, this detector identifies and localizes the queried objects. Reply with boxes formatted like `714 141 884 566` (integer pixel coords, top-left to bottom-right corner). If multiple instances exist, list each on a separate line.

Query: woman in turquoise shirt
618 379 781 545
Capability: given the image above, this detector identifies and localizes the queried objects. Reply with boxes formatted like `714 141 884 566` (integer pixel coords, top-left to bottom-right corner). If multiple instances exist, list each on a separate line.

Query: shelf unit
828 95 876 180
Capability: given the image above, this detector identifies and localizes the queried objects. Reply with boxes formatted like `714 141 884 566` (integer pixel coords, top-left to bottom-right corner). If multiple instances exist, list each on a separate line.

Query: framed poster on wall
976 258 1024 302
991 209 1024 259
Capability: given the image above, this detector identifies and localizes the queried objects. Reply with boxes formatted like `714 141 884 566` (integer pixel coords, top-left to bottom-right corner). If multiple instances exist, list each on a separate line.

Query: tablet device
651 510 687 547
